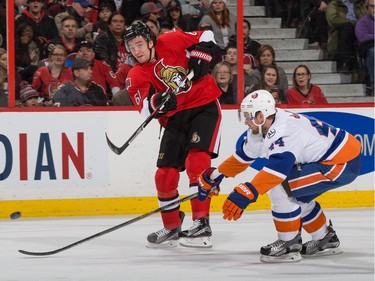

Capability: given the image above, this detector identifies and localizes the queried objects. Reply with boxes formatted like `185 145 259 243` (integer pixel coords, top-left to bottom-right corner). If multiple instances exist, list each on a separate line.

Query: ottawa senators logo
154 59 192 93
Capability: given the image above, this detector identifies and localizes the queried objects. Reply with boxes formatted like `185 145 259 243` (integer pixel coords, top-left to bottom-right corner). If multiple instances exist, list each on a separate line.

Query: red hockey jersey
126 30 221 118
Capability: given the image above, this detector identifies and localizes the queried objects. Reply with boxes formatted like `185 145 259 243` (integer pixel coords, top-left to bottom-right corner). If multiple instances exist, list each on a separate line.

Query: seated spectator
286 64 328 104
249 65 285 104
250 44 289 95
326 0 367 71
75 40 121 99
144 17 161 38
0 48 22 102
140 2 162 22
15 0 59 51
212 61 235 104
32 44 73 103
53 58 108 106
93 12 127 72
229 19 261 60
299 0 328 50
45 16 83 66
19 82 41 107
15 22 42 82
55 0 94 42
199 0 236 49
243 53 256 76
93 2 115 40
223 44 252 101
166 0 192 31
355 0 374 96
119 0 140 25
184 0 210 30
0 11 5 49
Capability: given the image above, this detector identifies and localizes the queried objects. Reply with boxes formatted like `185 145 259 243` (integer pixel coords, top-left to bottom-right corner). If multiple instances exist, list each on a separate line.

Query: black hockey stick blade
18 193 197 256
105 70 194 155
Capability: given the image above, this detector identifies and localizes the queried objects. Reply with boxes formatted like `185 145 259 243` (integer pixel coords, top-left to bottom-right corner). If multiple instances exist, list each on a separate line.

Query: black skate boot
146 211 185 248
301 220 343 257
179 217 212 248
260 233 302 263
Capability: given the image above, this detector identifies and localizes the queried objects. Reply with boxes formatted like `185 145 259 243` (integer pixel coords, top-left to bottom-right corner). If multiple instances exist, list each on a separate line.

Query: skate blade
179 237 213 248
146 240 179 249
302 247 343 258
260 252 302 263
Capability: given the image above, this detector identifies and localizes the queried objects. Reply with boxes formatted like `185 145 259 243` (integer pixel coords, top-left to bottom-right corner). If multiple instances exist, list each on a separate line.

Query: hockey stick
106 70 194 155
18 192 197 256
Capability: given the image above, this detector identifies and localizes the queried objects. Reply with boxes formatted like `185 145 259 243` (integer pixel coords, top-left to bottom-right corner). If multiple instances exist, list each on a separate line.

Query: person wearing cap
165 0 192 31
15 0 59 50
19 83 41 107
76 40 121 98
93 12 127 72
199 0 236 49
140 2 162 21
32 44 73 103
55 0 94 41
53 58 108 106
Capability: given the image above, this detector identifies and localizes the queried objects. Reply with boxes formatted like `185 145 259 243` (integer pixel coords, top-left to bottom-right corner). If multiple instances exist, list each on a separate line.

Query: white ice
1 208 374 281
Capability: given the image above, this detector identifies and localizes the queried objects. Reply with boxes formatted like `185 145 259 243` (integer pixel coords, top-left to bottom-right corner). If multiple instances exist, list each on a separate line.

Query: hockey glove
188 41 214 80
222 183 258 221
150 91 177 115
198 167 224 201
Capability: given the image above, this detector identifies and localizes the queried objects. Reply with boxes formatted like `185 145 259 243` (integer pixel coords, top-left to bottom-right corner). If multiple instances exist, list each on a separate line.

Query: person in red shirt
286 64 328 104
75 40 121 99
124 21 222 248
32 44 73 104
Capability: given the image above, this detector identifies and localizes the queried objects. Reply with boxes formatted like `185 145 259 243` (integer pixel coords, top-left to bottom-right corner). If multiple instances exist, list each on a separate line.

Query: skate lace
155 228 171 238
190 219 202 231
305 239 319 250
268 239 285 250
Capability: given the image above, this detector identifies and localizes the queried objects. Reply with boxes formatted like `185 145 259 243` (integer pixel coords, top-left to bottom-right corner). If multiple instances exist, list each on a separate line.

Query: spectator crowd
0 0 373 107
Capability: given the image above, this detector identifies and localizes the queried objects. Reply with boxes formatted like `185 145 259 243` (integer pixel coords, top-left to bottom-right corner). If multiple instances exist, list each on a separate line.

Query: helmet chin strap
251 117 266 135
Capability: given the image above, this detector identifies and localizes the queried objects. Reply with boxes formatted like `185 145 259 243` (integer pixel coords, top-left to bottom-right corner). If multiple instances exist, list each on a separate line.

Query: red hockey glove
222 183 258 221
198 167 224 201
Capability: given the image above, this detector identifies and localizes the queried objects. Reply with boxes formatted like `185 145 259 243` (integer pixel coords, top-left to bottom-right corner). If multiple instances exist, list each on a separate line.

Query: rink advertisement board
0 105 374 218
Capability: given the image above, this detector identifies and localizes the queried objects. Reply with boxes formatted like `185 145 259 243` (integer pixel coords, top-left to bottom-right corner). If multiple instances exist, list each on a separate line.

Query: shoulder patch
267 129 276 139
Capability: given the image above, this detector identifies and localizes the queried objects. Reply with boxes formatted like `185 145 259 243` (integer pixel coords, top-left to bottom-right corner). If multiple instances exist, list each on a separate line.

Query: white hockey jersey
218 108 361 195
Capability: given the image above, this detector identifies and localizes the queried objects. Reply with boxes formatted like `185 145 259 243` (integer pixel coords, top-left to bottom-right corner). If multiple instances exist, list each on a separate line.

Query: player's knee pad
155 167 180 198
185 148 211 184
269 184 300 213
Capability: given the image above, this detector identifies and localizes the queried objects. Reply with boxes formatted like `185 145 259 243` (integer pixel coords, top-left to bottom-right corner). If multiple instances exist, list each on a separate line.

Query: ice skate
301 220 343 257
146 211 185 248
179 217 213 248
260 233 302 263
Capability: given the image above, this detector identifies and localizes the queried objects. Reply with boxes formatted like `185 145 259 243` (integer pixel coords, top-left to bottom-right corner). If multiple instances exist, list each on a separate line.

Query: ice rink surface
1 208 374 281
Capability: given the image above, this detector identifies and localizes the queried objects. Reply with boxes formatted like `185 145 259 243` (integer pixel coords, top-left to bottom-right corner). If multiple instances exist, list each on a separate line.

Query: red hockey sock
185 149 211 220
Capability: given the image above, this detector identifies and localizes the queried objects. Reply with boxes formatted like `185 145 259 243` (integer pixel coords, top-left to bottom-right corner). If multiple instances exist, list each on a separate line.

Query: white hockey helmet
240 90 276 120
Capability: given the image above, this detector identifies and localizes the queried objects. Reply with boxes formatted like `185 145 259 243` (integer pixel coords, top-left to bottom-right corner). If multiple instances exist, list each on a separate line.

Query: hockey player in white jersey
198 90 362 263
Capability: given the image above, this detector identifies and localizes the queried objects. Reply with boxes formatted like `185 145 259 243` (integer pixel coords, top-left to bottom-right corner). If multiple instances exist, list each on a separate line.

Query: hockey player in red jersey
124 21 222 248
199 90 361 262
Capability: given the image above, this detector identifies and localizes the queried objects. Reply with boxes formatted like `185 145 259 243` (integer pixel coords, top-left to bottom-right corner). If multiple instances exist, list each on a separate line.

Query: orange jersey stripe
302 211 326 233
324 163 346 181
251 169 285 194
289 173 328 191
218 155 251 177
322 133 361 165
273 218 302 233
